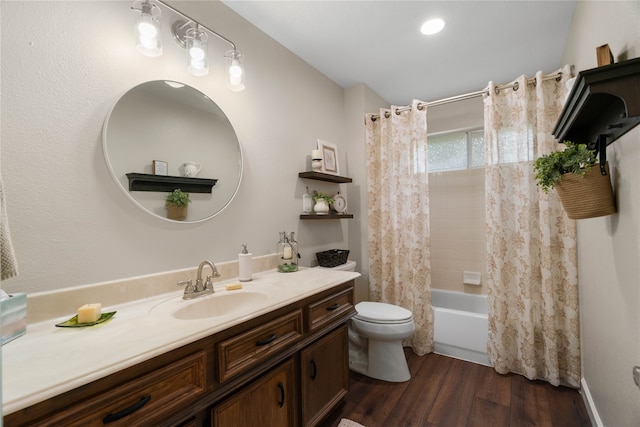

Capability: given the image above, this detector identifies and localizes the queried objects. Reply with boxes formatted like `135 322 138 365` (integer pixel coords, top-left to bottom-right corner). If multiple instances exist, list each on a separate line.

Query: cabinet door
212 359 296 427
301 325 349 427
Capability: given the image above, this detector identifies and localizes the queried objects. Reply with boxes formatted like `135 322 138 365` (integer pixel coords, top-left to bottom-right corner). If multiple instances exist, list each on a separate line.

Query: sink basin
149 286 278 320
173 290 268 320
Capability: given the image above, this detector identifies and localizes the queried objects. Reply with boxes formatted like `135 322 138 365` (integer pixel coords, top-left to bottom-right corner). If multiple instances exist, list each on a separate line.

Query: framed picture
153 160 168 176
318 140 339 175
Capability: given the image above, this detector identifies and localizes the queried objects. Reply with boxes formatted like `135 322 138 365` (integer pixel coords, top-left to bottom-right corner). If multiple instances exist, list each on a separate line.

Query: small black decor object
316 249 349 268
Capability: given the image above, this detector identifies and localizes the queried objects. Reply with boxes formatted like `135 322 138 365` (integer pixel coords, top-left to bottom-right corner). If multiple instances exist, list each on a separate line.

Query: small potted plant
165 189 191 221
312 191 334 215
533 141 616 219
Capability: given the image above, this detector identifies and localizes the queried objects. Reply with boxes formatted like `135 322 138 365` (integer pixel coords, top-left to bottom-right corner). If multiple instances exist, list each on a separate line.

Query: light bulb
189 44 205 61
137 15 157 38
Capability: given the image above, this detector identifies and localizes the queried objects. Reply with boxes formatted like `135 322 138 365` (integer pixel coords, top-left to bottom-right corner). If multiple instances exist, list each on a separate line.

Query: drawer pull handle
256 334 277 346
310 360 317 380
327 303 340 311
277 382 285 408
102 395 151 424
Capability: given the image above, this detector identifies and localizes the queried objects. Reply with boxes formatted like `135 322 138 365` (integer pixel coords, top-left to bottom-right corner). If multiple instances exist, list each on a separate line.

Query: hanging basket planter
555 162 617 220
534 141 617 221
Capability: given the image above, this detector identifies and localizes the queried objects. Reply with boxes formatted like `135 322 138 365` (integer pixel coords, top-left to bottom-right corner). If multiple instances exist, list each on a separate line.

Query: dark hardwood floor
322 350 591 427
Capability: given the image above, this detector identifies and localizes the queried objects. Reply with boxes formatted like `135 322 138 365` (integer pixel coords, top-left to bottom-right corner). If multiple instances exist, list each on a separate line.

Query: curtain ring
384 111 391 119
370 116 377 122
512 81 519 91
417 103 425 110
395 108 401 115
494 85 501 95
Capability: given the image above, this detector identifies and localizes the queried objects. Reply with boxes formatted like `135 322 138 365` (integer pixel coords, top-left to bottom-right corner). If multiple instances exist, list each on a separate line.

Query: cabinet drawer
34 350 207 427
306 287 354 333
218 309 303 382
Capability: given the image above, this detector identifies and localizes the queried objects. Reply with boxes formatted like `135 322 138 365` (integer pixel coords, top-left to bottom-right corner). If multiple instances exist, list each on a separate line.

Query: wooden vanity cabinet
4 338 216 427
211 358 297 427
301 325 349 427
4 280 355 427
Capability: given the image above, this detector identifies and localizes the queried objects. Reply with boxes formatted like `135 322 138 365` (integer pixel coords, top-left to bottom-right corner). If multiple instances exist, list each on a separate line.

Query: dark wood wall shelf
298 171 353 220
553 57 640 150
298 171 352 184
300 214 354 220
126 173 218 193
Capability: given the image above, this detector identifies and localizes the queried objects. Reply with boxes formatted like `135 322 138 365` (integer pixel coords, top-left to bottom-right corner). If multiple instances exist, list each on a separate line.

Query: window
427 129 484 172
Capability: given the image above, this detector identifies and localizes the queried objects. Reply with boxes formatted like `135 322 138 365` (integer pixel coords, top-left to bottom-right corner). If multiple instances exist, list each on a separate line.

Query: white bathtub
432 289 491 366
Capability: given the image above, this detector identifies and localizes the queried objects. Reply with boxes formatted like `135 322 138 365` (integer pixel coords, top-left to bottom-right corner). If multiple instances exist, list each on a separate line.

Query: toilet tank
314 260 357 272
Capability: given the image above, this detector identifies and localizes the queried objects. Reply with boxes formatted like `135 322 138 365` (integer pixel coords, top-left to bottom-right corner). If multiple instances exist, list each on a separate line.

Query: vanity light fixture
225 50 245 92
132 0 246 91
132 0 162 57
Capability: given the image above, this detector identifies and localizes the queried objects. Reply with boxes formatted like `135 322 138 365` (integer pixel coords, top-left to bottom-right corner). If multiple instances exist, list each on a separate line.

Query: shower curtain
365 100 433 356
484 65 581 387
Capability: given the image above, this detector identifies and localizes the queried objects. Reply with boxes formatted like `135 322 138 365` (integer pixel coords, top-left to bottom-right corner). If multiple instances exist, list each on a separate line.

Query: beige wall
428 97 486 294
561 1 640 426
430 168 487 294
0 1 350 294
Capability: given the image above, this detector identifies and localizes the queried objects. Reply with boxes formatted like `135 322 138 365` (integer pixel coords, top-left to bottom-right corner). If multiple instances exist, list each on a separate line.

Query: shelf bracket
597 134 608 175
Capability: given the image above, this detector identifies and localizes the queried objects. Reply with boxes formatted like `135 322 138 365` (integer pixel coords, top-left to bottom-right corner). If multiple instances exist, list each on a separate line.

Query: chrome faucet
178 260 221 300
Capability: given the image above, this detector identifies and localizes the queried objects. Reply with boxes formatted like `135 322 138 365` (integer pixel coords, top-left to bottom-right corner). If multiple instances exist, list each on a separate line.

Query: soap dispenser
238 243 252 282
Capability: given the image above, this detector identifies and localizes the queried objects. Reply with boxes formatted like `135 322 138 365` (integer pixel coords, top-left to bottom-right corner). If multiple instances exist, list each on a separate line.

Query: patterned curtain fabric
365 100 433 356
483 65 580 387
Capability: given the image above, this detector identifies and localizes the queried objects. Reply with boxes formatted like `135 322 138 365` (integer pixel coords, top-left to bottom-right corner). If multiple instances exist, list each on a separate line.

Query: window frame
427 126 484 172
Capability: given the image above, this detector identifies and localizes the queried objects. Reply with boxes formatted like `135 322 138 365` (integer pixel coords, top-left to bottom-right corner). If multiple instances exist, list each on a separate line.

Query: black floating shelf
298 171 352 184
553 57 640 150
300 214 354 220
126 173 218 193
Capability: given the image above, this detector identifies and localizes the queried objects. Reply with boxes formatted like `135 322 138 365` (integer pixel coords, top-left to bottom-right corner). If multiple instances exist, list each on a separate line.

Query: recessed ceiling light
421 18 445 35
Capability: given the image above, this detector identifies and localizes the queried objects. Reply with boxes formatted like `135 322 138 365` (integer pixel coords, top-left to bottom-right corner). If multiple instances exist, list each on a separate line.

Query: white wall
561 1 640 426
0 1 350 294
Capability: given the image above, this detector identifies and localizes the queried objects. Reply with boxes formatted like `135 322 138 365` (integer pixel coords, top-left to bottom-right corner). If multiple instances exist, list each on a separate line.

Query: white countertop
2 268 360 415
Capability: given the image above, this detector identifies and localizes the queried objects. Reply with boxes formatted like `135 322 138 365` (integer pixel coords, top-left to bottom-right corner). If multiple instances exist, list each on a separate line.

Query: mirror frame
102 80 243 223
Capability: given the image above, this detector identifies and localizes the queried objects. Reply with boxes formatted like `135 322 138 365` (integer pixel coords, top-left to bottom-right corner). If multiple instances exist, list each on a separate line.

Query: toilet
314 260 416 383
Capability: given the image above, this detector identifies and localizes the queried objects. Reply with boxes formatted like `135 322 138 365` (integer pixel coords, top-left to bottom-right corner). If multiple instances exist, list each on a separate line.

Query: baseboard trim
580 377 603 427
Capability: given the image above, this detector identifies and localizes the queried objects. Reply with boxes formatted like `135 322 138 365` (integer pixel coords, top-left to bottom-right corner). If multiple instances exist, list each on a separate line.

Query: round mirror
103 81 243 222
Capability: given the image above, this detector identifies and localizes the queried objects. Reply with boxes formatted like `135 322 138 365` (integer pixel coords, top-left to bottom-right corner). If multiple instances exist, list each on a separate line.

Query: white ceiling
221 0 577 106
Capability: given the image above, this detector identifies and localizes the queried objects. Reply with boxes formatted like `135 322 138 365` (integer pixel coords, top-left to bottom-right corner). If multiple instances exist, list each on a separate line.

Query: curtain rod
369 70 564 121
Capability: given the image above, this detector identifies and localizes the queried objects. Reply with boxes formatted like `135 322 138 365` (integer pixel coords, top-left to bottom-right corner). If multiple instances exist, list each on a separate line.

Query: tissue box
1 293 27 345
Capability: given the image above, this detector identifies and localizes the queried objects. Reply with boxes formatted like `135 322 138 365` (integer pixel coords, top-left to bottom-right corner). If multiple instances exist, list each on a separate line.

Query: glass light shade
186 27 208 76
134 1 162 57
225 50 245 92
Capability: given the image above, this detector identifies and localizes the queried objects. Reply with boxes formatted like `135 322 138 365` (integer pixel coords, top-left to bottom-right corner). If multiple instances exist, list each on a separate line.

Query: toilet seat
355 302 413 324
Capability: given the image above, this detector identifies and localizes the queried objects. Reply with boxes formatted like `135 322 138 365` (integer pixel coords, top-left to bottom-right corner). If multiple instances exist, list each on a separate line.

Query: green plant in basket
165 189 191 207
533 141 598 193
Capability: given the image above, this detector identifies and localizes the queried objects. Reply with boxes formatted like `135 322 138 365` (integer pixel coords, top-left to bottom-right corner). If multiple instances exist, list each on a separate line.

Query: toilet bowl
349 302 415 382
313 260 415 382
